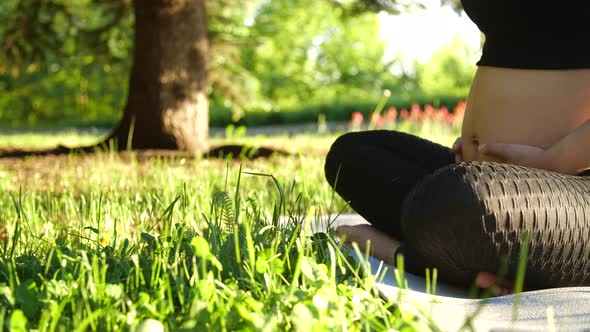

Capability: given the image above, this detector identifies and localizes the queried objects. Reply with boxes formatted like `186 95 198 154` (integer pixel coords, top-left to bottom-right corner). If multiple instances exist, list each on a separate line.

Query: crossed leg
324 131 514 296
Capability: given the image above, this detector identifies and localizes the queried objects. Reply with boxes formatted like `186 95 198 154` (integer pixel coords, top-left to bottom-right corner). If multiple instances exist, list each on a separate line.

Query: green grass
0 120 459 153
0 128 108 150
0 125 463 331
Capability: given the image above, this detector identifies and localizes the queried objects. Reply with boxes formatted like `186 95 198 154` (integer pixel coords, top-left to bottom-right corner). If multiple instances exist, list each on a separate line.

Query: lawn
0 124 460 331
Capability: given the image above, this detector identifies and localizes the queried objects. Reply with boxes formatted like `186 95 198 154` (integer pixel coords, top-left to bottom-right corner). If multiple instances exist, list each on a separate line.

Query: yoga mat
305 213 590 332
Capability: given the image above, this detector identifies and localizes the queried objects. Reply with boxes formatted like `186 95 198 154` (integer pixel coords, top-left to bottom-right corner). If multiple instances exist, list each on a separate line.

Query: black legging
325 130 590 290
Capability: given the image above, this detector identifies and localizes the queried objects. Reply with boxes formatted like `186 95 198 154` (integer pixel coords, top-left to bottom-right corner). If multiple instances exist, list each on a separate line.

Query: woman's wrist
542 119 590 175
539 149 560 172
541 147 578 175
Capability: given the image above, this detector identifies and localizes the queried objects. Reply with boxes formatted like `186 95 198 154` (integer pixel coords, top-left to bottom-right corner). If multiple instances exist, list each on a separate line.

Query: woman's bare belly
461 66 590 163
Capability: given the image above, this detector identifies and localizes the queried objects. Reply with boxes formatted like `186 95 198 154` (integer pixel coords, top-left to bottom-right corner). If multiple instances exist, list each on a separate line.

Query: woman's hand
451 137 463 163
477 143 554 171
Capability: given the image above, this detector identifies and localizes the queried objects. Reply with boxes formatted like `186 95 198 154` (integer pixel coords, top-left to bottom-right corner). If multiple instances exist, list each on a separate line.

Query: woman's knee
402 164 488 251
400 163 530 280
324 132 367 187
324 130 403 180
403 164 484 230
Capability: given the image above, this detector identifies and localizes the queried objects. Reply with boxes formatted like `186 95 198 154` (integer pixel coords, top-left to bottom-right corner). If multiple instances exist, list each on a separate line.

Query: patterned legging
324 130 590 290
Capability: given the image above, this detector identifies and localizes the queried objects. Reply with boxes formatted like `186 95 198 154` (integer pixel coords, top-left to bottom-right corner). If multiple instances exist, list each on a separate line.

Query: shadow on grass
0 144 291 161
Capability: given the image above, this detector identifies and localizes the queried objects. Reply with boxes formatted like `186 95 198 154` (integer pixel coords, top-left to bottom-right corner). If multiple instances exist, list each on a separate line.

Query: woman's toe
476 272 515 296
475 272 497 288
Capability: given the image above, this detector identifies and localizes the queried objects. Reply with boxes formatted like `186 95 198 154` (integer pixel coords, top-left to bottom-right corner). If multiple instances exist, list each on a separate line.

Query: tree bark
106 0 209 152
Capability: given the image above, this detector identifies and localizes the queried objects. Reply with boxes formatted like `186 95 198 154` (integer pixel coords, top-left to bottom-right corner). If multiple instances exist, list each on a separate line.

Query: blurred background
0 0 479 132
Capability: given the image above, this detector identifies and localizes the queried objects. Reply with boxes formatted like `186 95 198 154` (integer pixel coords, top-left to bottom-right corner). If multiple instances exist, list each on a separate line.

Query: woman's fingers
452 137 462 162
476 272 515 296
475 272 496 288
451 137 462 152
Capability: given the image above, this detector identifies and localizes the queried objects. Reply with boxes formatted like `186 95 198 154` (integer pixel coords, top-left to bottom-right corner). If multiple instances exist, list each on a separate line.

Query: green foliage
0 0 133 128
1 0 133 67
207 0 261 118
331 0 426 16
0 60 126 127
415 37 477 96
0 1 18 42
9 310 28 332
245 0 395 110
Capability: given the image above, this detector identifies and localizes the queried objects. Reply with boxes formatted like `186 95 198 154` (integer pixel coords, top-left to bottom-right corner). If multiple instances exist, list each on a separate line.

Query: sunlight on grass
0 123 459 153
0 128 108 149
0 125 460 330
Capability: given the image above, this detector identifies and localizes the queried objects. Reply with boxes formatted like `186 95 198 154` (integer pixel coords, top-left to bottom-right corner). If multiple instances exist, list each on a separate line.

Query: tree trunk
107 0 209 152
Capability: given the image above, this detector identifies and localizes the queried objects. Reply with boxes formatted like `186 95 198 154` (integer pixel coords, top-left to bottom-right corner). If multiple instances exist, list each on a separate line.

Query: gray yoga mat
305 213 590 332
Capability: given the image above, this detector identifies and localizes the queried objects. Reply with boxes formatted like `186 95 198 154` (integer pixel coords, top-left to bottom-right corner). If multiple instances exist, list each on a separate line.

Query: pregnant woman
325 1 590 294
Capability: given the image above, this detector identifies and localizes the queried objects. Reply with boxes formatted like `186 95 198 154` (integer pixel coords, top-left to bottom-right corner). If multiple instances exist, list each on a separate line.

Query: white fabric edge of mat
289 213 590 331
365 254 590 332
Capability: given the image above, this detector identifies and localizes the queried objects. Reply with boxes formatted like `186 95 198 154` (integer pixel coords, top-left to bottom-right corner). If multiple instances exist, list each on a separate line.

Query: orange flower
446 112 456 123
424 104 435 120
400 108 410 121
349 111 364 130
0 225 6 242
383 107 398 126
351 112 364 123
410 103 423 122
370 112 383 128
386 107 398 119
435 106 449 122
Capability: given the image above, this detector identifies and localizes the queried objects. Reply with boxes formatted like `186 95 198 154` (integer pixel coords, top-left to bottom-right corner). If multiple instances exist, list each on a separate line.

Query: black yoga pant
325 130 590 290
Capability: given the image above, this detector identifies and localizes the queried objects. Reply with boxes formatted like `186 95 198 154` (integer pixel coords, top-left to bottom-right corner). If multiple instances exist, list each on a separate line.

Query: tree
2 0 210 151
2 0 258 152
106 0 210 151
1 0 435 153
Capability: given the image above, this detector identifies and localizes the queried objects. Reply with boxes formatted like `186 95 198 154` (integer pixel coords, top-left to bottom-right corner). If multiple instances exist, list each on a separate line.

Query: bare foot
336 225 515 296
336 224 401 264
475 272 514 296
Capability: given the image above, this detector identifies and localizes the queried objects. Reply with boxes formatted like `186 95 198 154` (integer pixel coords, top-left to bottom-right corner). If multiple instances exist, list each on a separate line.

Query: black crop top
461 0 590 69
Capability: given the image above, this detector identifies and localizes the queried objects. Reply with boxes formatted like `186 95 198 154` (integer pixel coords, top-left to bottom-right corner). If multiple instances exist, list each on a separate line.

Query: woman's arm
542 119 590 175
477 119 590 175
